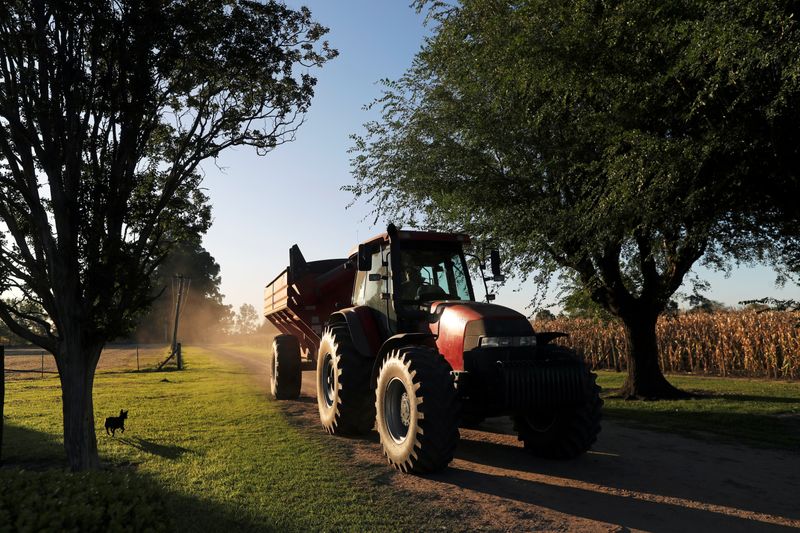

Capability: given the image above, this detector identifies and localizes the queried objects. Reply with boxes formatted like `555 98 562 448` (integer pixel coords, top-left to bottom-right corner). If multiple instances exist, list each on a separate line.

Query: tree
349 0 800 398
686 293 727 314
135 232 234 344
235 303 260 336
0 0 335 470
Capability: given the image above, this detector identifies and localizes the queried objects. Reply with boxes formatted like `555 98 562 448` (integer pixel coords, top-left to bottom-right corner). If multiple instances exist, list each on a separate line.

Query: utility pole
170 274 186 363
158 274 190 371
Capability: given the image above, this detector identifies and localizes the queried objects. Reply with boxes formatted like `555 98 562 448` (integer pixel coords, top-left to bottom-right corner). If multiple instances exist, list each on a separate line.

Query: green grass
2 347 451 532
596 370 800 449
6 351 798 531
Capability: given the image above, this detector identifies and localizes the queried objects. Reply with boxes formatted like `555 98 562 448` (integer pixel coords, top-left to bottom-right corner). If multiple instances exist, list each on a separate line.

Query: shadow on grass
117 436 193 460
603 406 800 449
94 368 187 380
0 424 294 532
705 393 800 405
602 387 800 406
1 424 65 469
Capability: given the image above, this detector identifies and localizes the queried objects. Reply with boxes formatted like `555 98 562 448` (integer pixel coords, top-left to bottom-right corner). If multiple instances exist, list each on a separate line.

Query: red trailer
263 245 354 396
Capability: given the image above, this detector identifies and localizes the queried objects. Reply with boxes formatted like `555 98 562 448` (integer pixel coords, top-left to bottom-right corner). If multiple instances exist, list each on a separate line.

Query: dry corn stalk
534 311 800 379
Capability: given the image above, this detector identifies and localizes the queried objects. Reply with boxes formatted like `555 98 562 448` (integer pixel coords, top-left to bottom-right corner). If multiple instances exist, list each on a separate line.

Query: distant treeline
535 311 800 380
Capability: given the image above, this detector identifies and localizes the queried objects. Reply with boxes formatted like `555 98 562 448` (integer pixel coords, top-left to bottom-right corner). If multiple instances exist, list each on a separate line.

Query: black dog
105 409 128 436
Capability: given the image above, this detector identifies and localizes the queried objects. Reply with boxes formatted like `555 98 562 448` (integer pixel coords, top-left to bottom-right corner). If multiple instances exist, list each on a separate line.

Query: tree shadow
1 423 65 469
0 424 315 531
603 407 800 449
116 436 193 460
707 393 800 405
603 388 800 406
434 464 798 532
133 366 184 374
449 422 800 528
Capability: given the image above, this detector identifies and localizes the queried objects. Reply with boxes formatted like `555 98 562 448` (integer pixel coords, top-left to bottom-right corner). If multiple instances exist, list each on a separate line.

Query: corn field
534 311 800 379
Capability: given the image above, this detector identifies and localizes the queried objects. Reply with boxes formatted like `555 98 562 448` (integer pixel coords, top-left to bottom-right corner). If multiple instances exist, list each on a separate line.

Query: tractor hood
428 301 535 371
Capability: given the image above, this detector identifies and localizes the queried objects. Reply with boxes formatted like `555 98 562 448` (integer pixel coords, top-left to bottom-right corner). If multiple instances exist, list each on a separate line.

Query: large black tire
512 345 602 459
375 346 460 474
269 334 301 400
316 323 374 435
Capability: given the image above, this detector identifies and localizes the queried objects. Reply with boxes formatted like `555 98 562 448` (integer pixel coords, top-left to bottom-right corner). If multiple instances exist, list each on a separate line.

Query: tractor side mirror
357 244 373 271
490 250 505 282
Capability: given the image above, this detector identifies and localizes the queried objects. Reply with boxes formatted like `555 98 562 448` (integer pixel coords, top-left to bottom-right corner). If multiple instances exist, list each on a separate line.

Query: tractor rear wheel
269 334 301 400
375 346 460 474
512 345 602 459
316 323 375 435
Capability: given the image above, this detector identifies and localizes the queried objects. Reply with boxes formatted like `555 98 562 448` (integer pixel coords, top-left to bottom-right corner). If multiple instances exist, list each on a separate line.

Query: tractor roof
348 227 470 257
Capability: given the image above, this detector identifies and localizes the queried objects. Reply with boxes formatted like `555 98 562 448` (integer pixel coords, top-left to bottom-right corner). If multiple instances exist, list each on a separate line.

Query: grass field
1 346 450 532
3 345 799 530
597 370 800 449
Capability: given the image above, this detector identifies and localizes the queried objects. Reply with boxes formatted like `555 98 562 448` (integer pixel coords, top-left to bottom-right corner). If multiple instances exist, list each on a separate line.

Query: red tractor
264 224 601 473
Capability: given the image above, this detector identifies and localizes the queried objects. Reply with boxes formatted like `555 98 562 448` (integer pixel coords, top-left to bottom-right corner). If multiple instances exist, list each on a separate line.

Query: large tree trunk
58 343 103 471
619 311 688 399
1 345 4 465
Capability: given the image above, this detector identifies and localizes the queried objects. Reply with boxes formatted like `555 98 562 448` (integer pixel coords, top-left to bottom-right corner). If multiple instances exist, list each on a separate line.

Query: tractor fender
536 331 569 346
369 333 438 388
327 306 383 359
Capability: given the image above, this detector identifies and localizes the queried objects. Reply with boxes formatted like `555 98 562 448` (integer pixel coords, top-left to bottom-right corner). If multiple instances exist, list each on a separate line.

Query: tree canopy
349 0 800 397
0 0 335 470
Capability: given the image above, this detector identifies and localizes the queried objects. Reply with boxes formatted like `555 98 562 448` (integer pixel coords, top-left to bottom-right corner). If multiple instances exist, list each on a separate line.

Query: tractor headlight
479 335 537 348
518 335 537 347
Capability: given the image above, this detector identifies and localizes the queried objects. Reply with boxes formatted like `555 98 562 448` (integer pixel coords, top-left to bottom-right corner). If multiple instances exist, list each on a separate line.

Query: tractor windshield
395 243 473 303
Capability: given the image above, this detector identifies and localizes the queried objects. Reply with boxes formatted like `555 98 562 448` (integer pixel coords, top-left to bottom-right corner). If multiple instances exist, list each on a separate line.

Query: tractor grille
498 360 585 410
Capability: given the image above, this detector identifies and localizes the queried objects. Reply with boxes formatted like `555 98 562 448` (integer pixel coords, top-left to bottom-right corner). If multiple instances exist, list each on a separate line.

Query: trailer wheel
512 346 602 459
375 346 460 474
316 324 374 435
269 334 302 400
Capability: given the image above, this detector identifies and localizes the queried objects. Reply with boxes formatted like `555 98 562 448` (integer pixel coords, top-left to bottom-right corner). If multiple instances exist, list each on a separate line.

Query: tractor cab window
352 267 366 305
396 243 473 304
364 249 387 309
353 246 389 308
351 244 396 335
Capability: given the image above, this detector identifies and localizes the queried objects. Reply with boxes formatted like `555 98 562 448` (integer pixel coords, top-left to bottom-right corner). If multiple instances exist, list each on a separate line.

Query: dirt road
212 346 800 532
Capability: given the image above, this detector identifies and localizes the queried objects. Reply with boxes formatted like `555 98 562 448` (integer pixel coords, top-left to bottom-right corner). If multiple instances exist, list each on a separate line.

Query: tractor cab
350 224 475 334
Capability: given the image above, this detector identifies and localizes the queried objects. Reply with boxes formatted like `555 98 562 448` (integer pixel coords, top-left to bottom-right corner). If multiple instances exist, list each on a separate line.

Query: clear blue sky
200 1 798 318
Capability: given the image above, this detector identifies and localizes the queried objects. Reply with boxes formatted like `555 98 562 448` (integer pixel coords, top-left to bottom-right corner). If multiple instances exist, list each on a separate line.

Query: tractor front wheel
375 346 460 474
513 346 602 458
